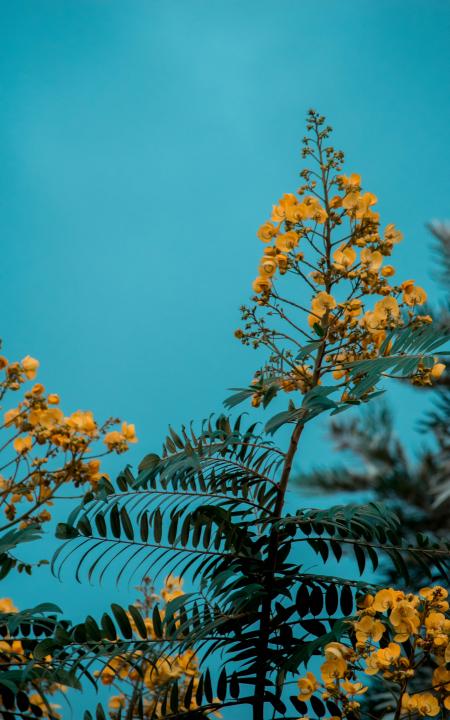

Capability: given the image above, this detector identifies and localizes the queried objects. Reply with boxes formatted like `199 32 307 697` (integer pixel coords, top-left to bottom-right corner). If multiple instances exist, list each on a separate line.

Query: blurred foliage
294 222 450 587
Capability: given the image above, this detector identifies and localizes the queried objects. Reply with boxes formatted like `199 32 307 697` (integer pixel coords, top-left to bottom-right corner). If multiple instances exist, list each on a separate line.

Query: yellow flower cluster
253 181 437 368
98 576 221 719
236 113 445 406
296 585 450 718
0 597 64 718
297 640 367 717
0 344 137 531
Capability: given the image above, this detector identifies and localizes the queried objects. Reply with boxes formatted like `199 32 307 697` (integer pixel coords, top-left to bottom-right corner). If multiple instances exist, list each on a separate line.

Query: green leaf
55 523 80 540
217 667 227 701
153 509 163 543
170 679 179 713
109 504 121 539
111 603 133 639
223 388 254 409
152 606 163 638
353 545 366 575
101 613 117 641
138 453 160 474
120 507 134 541
229 671 240 699
265 408 304 435
33 638 61 660
128 605 147 639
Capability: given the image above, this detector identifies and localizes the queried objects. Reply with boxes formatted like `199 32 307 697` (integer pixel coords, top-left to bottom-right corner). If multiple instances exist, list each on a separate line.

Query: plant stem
253 115 330 719
253 420 304 720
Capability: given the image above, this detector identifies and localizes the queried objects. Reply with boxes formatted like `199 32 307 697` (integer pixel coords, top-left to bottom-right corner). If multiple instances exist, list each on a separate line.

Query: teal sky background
1 1 449 716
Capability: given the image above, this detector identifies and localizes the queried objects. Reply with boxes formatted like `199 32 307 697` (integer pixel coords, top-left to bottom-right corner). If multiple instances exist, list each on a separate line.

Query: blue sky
1 0 449 716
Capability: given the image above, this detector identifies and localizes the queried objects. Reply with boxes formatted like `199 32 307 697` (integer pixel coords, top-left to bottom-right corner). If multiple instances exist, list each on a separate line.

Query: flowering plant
232 110 446 431
0 344 136 574
0 344 137 717
297 585 450 718
36 112 450 720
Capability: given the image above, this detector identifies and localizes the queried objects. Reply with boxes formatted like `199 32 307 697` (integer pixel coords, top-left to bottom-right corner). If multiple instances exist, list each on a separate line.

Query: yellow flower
103 422 137 453
362 297 400 335
285 202 308 223
145 657 181 687
338 173 361 191
357 593 374 610
86 459 103 488
28 407 64 429
431 362 446 380
28 694 61 718
372 588 404 612
4 408 21 428
109 696 126 710
332 367 346 380
47 393 60 405
353 615 385 643
342 192 377 219
271 194 298 223
425 611 450 645
263 246 277 257
401 280 427 306
333 244 356 271
275 231 299 253
30 383 45 395
420 585 449 610
21 355 39 380
413 693 440 717
329 194 343 208
252 276 272 294
303 195 327 223
257 221 279 243
401 693 418 712
0 639 25 658
374 296 400 321
360 248 383 272
13 436 32 454
321 657 347 685
341 192 358 211
364 653 382 676
0 598 18 613
98 665 117 685
344 298 363 318
384 223 403 245
277 254 288 274
121 422 137 444
390 599 419 625
432 666 450 692
310 270 326 285
381 264 395 277
341 680 367 696
324 642 351 661
390 601 420 641
161 575 184 603
374 642 401 668
297 671 319 701
308 291 337 328
103 430 123 450
67 410 97 435
312 291 337 316
259 257 278 278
